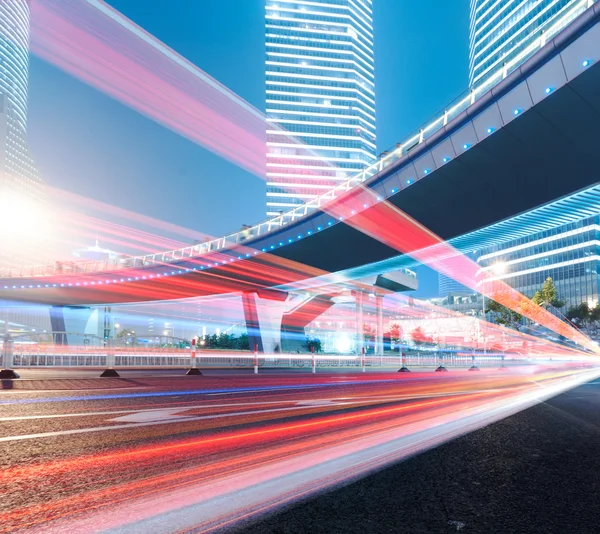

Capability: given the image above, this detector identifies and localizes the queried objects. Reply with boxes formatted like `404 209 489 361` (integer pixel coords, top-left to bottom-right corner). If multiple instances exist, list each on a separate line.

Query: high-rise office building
438 273 471 298
470 0 599 312
0 0 29 131
265 0 376 216
478 217 600 309
0 0 46 274
469 0 591 88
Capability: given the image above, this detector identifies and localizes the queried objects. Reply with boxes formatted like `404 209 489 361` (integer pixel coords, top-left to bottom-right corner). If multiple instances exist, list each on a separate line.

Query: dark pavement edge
230 379 600 534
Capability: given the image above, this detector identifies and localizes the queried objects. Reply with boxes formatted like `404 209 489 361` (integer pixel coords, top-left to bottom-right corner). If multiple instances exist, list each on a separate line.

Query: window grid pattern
0 2 47 274
478 217 600 308
469 0 580 88
0 0 29 131
265 0 376 216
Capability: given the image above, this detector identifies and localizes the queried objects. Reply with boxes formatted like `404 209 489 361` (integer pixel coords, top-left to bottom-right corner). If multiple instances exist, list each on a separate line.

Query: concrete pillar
50 306 102 346
100 306 119 377
355 291 364 355
280 294 334 353
242 290 288 353
376 294 384 357
242 292 262 353
50 306 67 346
0 318 19 378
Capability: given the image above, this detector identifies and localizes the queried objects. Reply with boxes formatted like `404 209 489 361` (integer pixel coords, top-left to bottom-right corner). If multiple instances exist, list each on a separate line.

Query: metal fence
2 339 513 371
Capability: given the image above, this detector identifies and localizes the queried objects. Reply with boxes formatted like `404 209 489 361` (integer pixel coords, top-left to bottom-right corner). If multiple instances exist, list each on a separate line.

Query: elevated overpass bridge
1 2 600 357
2 3 599 307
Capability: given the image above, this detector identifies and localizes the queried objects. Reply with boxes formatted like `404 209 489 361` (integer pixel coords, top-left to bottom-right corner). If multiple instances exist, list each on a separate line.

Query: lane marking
0 390 505 422
0 387 148 394
109 408 200 423
0 405 329 443
0 399 341 422
0 389 512 441
0 376 449 405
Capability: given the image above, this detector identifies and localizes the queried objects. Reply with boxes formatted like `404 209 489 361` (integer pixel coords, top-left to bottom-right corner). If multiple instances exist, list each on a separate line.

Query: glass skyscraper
0 0 29 131
469 0 590 88
265 0 376 217
438 273 472 298
478 217 600 309
0 0 46 274
470 0 599 312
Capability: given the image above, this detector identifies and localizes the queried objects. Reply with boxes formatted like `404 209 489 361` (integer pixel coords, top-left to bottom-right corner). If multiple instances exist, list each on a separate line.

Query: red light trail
3 0 591 357
1 367 598 532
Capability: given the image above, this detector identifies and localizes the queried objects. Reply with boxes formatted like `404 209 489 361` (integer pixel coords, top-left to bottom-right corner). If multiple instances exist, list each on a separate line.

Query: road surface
1 365 598 532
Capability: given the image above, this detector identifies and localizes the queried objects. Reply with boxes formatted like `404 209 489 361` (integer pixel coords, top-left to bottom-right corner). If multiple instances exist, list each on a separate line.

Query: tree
216 333 236 349
486 296 523 331
388 323 403 344
385 323 403 351
363 323 375 343
306 337 322 353
532 277 565 309
411 326 434 346
117 328 135 340
235 333 250 351
566 302 600 337
204 334 218 348
201 332 251 350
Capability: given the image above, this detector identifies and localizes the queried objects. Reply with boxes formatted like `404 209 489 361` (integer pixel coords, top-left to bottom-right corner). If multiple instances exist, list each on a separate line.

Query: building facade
438 273 472 297
469 0 599 312
469 0 592 88
478 217 600 309
0 0 29 131
0 0 47 275
265 0 376 216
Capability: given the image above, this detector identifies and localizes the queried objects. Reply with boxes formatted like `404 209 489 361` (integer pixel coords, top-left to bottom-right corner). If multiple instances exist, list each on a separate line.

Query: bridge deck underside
1 61 599 306
268 60 600 272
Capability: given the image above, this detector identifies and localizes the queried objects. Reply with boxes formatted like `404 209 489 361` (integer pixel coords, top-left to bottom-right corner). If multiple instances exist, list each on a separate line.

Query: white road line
0 390 501 423
0 405 326 443
0 400 310 422
0 387 148 394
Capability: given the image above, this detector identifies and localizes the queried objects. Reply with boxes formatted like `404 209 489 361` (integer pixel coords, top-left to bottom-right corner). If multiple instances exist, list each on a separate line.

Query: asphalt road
1 365 598 533
235 375 600 534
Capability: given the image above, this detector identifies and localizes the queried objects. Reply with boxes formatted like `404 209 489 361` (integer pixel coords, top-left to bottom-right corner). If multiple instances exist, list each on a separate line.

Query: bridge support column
0 320 18 379
100 307 119 377
50 306 103 346
242 290 288 353
375 294 384 357
355 291 364 356
280 294 335 353
50 306 67 346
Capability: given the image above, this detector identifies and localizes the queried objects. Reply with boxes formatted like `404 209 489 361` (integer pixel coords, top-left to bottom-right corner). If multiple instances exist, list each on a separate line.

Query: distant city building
438 273 472 297
478 217 600 310
469 0 591 88
427 292 483 316
72 241 122 262
264 0 376 216
0 0 46 275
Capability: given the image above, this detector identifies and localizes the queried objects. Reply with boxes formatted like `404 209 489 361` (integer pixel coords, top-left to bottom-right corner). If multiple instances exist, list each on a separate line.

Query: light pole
482 261 507 363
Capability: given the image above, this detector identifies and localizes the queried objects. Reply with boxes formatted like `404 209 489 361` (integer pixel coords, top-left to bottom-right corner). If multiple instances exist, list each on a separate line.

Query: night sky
26 0 469 297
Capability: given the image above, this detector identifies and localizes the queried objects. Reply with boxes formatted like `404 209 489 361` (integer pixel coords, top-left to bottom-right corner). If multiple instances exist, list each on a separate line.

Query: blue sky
27 0 469 297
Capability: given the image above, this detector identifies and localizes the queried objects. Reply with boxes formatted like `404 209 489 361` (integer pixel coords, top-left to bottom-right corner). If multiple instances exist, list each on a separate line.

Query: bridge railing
7 0 595 279
4 342 526 370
